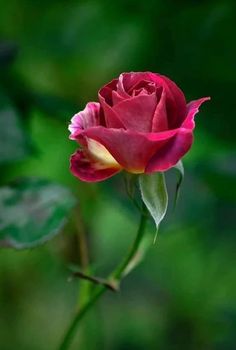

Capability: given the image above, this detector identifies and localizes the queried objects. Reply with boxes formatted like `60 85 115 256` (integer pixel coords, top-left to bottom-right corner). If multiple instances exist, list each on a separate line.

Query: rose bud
69 72 210 182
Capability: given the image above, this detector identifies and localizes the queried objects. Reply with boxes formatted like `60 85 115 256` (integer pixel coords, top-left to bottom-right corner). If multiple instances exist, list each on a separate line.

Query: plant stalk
58 204 147 350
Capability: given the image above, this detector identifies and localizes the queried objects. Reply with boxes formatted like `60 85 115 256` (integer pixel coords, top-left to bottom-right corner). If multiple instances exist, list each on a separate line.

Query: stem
75 208 90 308
111 205 147 280
58 204 148 350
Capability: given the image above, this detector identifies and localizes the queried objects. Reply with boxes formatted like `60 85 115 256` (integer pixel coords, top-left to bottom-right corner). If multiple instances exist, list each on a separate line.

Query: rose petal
119 72 152 93
112 93 157 132
117 73 133 98
148 73 187 128
81 126 178 173
86 138 121 168
145 128 193 172
69 102 100 140
152 90 169 132
130 80 156 95
146 96 210 172
70 150 121 182
112 90 125 105
99 90 125 129
118 72 187 128
99 79 118 105
183 97 211 130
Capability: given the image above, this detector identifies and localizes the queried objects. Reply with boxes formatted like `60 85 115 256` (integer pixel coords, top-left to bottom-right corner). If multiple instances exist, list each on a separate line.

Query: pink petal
99 90 125 129
70 150 121 182
119 72 152 93
117 72 187 128
152 90 169 132
69 102 100 140
81 126 178 173
112 90 126 105
99 79 118 105
183 97 211 130
148 73 187 128
145 128 193 172
146 96 210 172
112 93 157 132
117 73 133 98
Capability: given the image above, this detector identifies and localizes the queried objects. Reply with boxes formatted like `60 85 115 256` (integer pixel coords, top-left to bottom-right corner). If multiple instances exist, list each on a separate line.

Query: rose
69 72 210 182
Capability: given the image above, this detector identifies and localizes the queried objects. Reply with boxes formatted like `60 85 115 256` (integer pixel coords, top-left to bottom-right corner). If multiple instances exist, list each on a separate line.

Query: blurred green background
0 0 236 349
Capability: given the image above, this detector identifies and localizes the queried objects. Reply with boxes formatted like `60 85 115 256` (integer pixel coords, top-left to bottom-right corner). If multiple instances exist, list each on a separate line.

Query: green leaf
139 172 168 232
173 160 184 207
0 178 77 249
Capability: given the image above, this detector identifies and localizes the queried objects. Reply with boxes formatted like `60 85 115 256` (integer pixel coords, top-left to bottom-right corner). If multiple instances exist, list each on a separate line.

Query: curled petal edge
70 150 122 182
183 97 211 130
69 102 101 140
146 96 210 172
145 128 193 173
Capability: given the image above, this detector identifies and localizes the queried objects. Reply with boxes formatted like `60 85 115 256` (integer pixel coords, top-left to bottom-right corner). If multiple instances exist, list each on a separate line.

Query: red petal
146 128 193 172
98 79 118 105
119 72 152 92
152 90 168 132
70 150 121 182
149 73 187 128
112 93 157 132
183 97 211 129
82 127 178 173
99 90 125 129
112 90 126 105
146 96 210 172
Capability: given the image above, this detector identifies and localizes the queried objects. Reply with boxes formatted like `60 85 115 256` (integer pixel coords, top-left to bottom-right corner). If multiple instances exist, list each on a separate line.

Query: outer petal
148 73 187 128
145 128 193 172
152 90 168 132
99 89 125 129
69 102 100 140
99 79 118 105
70 150 121 182
112 93 157 132
81 126 179 173
146 96 210 172
183 97 211 130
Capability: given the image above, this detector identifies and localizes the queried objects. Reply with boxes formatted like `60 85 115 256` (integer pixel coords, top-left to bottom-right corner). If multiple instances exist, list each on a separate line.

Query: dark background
0 0 236 349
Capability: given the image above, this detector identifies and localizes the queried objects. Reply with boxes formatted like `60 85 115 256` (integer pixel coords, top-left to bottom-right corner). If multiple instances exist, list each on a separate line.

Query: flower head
69 72 210 182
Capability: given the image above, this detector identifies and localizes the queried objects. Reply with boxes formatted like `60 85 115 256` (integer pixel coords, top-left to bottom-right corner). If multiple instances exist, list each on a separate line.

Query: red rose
69 72 210 182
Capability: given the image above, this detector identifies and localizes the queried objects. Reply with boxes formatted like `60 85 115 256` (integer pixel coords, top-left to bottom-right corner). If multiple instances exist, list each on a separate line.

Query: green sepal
173 160 184 208
139 172 168 234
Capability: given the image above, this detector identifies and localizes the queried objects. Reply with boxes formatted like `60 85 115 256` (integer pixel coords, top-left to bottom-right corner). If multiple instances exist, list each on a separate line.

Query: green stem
111 205 148 280
75 207 91 308
58 204 148 350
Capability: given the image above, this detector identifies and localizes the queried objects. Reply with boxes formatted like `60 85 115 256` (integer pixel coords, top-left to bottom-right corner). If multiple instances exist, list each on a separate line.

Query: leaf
0 178 77 249
0 94 29 163
173 160 184 207
139 172 168 232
